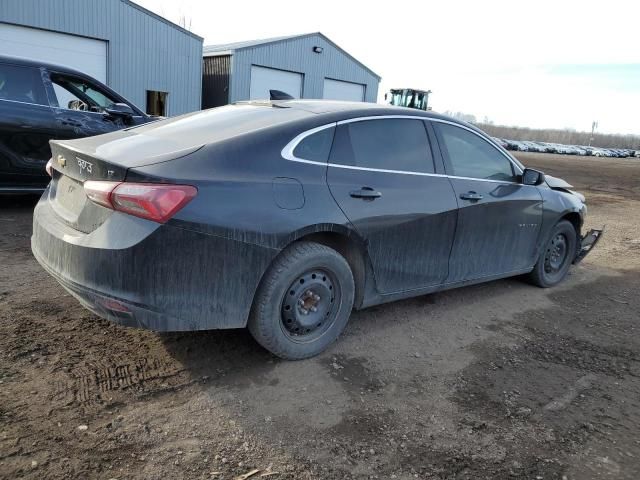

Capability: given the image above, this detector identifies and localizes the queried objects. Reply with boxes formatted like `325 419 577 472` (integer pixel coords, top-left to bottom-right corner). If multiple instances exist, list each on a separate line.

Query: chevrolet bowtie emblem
56 154 66 167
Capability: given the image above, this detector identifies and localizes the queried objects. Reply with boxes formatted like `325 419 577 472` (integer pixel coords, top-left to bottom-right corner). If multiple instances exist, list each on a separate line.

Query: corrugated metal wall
202 55 231 109
0 0 202 115
229 34 379 103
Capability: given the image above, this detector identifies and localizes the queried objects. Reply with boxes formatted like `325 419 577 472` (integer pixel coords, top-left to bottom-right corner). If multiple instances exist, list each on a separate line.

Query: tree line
477 123 640 149
442 111 640 149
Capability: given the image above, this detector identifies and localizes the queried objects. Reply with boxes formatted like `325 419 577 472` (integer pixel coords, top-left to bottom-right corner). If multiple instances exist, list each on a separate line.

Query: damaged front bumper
573 227 605 264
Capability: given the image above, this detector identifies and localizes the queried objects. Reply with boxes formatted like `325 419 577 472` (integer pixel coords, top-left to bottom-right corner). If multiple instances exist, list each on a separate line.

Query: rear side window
0 63 48 105
330 118 434 173
293 126 335 162
437 123 516 182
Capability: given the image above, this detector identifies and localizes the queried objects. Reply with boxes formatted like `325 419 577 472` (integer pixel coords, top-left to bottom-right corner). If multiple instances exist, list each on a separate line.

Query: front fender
536 187 587 259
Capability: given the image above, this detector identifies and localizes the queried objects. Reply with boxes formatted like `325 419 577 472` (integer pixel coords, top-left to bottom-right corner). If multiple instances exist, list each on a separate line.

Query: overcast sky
135 0 639 135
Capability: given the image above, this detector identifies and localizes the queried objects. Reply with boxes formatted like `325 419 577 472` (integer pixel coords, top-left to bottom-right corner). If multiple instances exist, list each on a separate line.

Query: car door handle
459 191 483 201
350 187 382 200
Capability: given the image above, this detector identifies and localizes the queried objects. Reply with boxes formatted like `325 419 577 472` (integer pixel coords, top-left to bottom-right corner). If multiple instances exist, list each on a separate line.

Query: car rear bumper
31 193 278 331
32 250 172 329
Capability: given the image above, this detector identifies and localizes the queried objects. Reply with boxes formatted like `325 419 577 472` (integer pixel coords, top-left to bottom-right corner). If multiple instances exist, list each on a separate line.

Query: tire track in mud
52 357 190 406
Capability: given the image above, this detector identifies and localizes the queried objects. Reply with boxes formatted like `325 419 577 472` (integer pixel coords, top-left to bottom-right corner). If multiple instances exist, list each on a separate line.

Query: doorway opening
146 90 168 116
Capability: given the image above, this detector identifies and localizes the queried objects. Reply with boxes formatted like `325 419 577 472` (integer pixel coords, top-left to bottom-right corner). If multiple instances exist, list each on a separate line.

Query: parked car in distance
32 101 603 359
574 146 588 156
503 139 521 151
524 141 546 153
536 142 555 153
498 140 634 158
555 144 574 155
0 55 157 193
491 137 509 149
511 140 529 151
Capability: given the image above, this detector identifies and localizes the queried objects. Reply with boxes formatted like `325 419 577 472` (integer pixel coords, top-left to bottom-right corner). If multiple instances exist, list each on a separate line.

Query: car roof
237 99 470 124
0 54 96 79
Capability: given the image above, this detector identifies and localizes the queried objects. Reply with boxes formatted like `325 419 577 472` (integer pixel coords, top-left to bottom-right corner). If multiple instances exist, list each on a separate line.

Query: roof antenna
270 90 294 100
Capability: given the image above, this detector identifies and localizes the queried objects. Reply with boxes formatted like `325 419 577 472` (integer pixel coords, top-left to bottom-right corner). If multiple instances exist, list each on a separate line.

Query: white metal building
0 0 203 116
202 33 381 108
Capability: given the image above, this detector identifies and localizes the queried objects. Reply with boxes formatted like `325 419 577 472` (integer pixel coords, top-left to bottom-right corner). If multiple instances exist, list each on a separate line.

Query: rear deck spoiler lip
49 139 205 174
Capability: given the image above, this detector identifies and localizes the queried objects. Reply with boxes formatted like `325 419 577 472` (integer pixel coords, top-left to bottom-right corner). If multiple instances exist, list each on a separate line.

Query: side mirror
104 102 135 117
522 168 545 186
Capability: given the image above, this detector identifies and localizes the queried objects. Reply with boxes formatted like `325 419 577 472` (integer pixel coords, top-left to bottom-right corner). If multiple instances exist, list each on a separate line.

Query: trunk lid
47 132 203 233
45 104 311 233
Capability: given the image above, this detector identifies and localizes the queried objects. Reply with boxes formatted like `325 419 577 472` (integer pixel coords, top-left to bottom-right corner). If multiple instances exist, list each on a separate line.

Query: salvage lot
1 153 639 479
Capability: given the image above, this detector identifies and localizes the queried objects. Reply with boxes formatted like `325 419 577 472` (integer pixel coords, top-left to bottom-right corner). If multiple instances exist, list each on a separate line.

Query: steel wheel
544 233 569 274
528 220 577 288
248 241 355 360
280 269 340 343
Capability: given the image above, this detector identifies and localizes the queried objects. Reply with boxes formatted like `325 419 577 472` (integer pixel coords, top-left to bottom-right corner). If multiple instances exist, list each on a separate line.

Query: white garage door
323 78 365 102
250 65 302 100
0 24 107 82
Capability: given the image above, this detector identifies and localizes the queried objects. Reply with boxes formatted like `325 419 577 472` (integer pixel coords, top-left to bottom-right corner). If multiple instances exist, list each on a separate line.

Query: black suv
0 55 156 193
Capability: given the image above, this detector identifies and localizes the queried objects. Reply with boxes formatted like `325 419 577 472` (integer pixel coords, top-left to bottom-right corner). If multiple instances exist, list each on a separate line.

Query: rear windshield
128 104 312 144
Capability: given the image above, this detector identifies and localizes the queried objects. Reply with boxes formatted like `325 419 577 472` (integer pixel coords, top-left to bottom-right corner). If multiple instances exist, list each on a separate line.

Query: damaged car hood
545 175 573 189
545 175 585 202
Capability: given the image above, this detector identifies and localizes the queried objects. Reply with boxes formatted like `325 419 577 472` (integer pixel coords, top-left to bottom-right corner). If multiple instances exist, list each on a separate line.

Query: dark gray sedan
31 100 602 359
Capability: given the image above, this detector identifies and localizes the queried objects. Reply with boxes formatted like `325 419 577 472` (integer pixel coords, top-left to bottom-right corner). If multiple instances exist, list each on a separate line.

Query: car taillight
84 181 120 208
46 159 53 177
83 181 197 223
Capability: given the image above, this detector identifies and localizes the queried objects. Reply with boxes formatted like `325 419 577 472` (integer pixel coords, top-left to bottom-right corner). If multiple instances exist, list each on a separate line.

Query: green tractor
385 88 432 111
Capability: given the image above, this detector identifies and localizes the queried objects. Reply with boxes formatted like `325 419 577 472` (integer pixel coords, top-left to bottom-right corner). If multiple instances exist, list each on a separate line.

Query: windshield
413 93 428 110
391 90 404 106
389 89 428 110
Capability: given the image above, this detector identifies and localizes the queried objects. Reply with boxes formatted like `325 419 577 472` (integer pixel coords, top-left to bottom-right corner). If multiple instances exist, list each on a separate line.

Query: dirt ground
1 152 639 480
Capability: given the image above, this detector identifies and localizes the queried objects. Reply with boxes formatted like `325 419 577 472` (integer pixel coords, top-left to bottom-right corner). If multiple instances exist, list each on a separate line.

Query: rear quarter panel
127 121 353 248
126 121 357 327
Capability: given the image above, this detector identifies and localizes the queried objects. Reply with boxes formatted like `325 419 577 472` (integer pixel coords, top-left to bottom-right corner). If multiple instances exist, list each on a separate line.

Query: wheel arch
558 210 583 258
560 210 583 238
270 224 373 309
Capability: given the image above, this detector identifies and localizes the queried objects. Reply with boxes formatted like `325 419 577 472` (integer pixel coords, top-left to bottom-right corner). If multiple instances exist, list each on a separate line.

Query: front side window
437 123 516 182
293 127 335 162
50 73 119 112
330 118 434 173
0 63 48 105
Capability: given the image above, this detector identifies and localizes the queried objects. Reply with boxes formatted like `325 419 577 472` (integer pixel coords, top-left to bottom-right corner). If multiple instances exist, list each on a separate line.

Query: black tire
248 241 355 360
528 220 578 288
